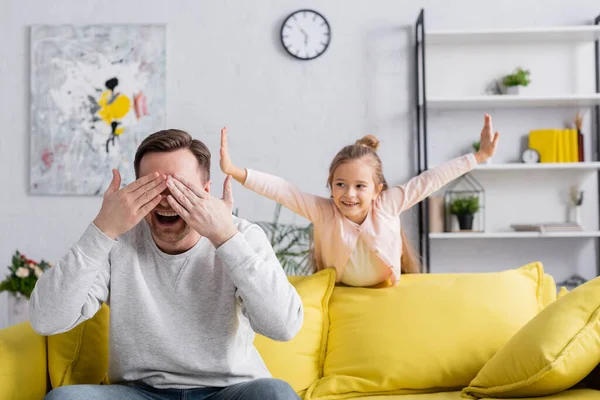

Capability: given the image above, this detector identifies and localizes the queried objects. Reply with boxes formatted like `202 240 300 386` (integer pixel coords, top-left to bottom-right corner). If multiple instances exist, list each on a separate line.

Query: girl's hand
475 114 500 163
219 127 247 184
220 127 235 175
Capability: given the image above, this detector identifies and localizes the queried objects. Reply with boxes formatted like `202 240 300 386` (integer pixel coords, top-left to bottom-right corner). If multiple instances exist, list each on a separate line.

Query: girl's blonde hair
326 135 421 274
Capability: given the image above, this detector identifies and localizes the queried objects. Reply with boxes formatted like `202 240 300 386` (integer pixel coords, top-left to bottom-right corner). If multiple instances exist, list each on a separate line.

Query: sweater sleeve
381 153 477 216
215 224 304 342
29 223 114 335
243 168 332 223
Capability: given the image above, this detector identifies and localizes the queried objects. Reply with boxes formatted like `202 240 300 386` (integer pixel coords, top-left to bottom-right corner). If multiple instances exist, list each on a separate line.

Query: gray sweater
29 217 304 389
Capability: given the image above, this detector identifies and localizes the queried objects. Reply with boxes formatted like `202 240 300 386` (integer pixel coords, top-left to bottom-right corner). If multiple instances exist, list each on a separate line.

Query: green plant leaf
254 204 314 275
450 196 480 216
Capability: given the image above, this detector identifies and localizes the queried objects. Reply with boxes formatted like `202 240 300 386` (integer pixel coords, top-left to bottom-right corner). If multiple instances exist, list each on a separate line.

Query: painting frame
29 24 167 196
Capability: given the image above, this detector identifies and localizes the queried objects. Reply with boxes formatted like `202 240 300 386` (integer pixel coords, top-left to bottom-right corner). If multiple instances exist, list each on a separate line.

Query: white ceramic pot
7 294 30 326
506 86 521 95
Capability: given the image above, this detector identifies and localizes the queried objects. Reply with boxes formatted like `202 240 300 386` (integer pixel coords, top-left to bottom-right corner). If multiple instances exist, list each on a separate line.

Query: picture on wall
30 24 166 195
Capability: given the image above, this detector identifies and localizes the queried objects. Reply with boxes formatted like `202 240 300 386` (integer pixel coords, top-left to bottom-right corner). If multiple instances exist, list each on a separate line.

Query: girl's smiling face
331 158 383 225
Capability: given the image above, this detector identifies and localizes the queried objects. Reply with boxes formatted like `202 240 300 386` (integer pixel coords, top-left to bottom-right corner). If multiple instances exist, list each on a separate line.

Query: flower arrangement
0 251 52 298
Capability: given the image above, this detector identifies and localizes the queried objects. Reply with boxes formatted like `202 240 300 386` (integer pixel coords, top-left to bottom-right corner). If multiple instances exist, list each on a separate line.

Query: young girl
220 114 499 287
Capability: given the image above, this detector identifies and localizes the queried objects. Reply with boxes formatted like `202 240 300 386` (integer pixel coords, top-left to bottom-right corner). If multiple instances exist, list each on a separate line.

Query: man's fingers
124 172 160 193
133 179 168 210
167 177 195 210
106 169 121 194
131 173 166 198
222 175 234 206
137 194 162 218
167 195 190 220
172 174 208 199
493 131 500 145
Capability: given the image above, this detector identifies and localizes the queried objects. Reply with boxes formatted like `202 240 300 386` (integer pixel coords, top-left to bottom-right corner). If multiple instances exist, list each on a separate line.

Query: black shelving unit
413 9 600 280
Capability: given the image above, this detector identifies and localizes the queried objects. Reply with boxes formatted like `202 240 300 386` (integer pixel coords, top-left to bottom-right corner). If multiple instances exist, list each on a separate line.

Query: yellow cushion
47 303 110 388
0 322 48 399
255 268 336 393
307 262 545 399
462 276 600 399
541 273 557 306
557 286 569 299
373 271 554 308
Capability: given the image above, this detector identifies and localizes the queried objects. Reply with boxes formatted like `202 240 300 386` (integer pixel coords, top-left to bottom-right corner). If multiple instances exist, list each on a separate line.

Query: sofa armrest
0 322 49 399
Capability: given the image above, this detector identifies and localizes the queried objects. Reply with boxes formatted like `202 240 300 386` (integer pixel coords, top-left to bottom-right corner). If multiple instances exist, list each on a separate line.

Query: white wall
1 0 599 328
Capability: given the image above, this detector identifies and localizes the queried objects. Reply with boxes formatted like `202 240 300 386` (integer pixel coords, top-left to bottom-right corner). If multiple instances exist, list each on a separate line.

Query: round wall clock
280 9 331 60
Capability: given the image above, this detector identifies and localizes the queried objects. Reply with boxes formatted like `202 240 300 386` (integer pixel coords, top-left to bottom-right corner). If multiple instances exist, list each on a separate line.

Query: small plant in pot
502 67 531 95
450 196 480 231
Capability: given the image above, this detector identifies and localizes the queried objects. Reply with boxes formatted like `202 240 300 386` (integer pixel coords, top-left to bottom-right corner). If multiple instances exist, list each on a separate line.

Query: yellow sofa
2 262 599 400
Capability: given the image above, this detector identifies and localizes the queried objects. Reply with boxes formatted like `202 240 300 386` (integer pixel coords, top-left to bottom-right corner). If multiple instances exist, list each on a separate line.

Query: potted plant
0 251 52 326
502 67 531 95
450 196 480 231
254 204 314 275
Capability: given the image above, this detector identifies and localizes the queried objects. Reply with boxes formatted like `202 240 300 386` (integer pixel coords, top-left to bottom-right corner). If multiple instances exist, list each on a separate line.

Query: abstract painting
30 24 166 195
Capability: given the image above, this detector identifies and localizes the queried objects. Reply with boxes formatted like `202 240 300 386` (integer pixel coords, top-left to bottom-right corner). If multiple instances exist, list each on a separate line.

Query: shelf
426 25 600 45
427 162 600 172
430 231 600 239
424 94 600 109
474 162 600 171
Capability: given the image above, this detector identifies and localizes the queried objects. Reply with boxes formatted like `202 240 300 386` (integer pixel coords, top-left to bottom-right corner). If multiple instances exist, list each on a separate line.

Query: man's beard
146 212 191 244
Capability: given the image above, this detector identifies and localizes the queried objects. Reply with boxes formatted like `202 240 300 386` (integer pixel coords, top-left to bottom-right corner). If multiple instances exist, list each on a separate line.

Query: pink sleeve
243 169 332 223
380 153 477 216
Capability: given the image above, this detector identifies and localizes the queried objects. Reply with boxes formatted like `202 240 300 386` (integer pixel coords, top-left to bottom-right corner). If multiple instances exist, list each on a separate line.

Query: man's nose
159 188 171 207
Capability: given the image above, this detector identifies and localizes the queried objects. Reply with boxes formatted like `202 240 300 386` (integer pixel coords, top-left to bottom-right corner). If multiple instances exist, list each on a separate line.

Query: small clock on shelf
521 148 540 163
280 9 331 60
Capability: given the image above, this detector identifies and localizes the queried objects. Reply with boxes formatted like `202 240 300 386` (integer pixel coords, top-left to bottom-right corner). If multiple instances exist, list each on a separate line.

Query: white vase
506 86 521 95
569 206 582 226
7 294 30 326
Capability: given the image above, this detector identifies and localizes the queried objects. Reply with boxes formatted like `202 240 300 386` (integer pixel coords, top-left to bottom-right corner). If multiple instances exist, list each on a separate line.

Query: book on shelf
510 222 583 232
528 129 583 163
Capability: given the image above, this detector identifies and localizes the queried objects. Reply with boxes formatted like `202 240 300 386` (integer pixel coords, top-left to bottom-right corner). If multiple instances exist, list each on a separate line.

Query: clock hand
298 27 309 45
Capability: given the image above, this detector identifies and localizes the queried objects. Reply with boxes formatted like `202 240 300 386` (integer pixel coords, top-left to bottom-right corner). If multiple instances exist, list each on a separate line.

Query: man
30 129 304 400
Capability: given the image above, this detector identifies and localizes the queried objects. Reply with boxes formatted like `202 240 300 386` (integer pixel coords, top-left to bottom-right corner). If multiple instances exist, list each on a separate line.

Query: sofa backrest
45 262 555 399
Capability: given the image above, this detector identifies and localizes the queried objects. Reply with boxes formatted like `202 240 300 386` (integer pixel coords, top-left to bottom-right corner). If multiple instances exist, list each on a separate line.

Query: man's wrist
209 225 239 248
92 218 118 240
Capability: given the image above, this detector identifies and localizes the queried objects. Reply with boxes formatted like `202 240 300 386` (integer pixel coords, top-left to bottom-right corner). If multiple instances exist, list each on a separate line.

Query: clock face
281 10 331 60
522 148 540 163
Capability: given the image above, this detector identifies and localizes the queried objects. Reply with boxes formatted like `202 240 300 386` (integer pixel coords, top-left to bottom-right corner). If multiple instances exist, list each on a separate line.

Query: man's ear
204 180 212 194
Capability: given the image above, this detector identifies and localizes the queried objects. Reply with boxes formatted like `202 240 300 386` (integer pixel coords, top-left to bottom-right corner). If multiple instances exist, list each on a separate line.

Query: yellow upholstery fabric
373 270 555 308
557 286 569 299
307 263 545 400
0 321 48 400
47 303 110 388
254 268 336 393
356 389 600 399
540 273 557 306
462 276 600 399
